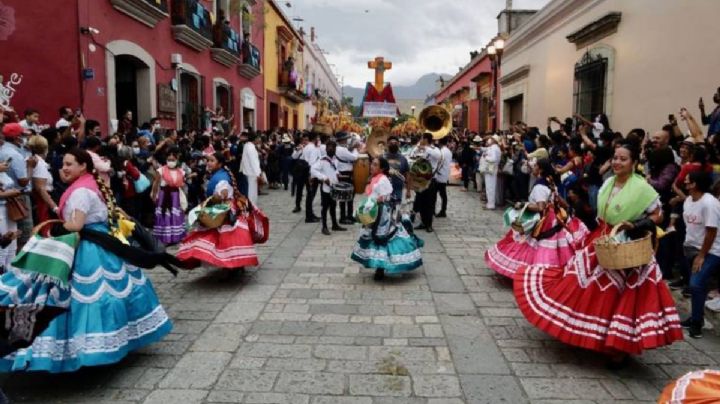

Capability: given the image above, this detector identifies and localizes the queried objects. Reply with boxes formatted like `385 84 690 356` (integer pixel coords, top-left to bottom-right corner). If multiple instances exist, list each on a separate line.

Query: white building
499 0 720 133
302 27 342 128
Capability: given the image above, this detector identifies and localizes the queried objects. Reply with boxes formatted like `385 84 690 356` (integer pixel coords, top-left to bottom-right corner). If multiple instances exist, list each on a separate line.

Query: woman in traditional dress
351 157 423 281
484 159 588 278
177 152 259 271
151 147 186 245
0 148 172 372
514 141 683 363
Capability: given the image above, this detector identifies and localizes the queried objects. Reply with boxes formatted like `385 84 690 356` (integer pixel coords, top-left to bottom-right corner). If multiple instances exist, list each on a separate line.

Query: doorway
115 55 149 128
180 72 200 130
269 102 279 129
504 95 524 127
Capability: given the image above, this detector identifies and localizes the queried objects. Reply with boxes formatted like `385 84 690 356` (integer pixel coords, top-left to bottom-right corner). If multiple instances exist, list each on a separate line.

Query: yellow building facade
263 0 306 131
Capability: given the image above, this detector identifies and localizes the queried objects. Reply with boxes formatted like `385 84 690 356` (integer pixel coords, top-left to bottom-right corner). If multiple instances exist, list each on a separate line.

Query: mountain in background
342 73 452 106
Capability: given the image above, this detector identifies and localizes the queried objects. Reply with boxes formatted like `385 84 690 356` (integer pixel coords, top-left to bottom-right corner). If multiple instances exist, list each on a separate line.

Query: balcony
211 23 241 67
171 0 212 51
110 0 168 27
237 42 261 79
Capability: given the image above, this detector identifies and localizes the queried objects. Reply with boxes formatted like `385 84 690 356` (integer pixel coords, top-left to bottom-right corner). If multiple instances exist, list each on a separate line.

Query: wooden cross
368 57 392 92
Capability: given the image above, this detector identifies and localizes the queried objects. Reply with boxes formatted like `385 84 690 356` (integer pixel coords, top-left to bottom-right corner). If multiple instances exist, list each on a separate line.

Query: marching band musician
410 132 442 233
334 132 359 225
311 140 346 236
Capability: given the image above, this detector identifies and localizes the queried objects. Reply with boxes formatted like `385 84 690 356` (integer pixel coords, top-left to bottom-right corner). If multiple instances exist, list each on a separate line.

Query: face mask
153 123 161 130
117 171 125 178
132 147 141 154
598 140 604 147
388 144 399 154
167 161 177 169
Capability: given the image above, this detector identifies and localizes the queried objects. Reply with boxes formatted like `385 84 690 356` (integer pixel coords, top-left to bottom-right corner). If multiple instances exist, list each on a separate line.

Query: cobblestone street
3 187 719 403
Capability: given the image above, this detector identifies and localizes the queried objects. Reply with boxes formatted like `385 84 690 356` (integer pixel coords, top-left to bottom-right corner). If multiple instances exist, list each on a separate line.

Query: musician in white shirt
310 140 346 235
434 137 453 217
410 133 442 233
292 133 321 222
334 132 359 224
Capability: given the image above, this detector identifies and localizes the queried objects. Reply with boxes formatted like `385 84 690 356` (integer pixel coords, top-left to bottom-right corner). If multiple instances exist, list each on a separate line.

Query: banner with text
363 102 398 118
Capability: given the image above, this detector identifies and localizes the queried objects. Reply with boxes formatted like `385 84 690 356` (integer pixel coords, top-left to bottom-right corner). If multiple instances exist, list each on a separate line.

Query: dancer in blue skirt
0 148 171 372
352 157 424 280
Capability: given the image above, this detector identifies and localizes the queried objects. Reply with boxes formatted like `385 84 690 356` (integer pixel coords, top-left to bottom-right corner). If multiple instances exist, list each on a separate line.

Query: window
573 51 607 120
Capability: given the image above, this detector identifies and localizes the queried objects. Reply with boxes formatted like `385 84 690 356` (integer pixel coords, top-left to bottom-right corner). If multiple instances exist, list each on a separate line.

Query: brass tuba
418 105 452 140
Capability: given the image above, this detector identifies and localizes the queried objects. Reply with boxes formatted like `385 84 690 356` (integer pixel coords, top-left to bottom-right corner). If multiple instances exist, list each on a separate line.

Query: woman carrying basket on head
484 159 589 278
177 152 266 272
513 140 683 365
351 157 424 281
0 148 172 372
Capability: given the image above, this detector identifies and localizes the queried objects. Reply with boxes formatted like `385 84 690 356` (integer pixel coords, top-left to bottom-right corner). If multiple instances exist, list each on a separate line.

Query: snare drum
331 182 355 202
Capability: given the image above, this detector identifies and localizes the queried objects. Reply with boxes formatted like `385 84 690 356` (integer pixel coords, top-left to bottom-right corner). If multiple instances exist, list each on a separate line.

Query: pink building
1 0 265 133
433 53 494 133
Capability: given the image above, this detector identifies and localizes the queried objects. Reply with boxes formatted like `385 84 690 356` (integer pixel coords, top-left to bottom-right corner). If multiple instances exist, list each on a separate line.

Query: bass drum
353 154 370 194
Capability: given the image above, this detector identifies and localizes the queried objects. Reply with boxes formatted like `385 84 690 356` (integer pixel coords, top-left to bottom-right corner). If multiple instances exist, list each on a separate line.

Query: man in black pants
411 133 442 232
334 132 359 224
310 140 346 235
303 133 321 222
435 136 453 217
291 133 310 213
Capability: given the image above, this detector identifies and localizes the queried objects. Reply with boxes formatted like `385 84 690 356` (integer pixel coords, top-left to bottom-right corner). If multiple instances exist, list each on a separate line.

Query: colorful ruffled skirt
485 209 589 278
0 223 172 372
513 223 684 355
351 206 424 274
153 187 186 245
177 217 259 269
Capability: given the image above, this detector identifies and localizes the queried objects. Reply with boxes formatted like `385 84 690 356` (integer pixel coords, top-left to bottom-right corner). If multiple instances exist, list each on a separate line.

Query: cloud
287 0 550 87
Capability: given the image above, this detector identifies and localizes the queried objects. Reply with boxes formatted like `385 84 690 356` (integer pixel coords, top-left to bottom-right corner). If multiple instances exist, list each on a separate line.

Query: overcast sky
285 0 551 88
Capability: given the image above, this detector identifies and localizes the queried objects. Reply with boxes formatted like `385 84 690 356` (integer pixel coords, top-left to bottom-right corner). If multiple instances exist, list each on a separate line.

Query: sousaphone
418 105 452 140
366 126 390 158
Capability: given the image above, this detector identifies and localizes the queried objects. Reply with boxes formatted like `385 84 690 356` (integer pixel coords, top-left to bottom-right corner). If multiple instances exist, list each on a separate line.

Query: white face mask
153 123 161 131
167 161 177 169
132 147 141 154
117 170 125 178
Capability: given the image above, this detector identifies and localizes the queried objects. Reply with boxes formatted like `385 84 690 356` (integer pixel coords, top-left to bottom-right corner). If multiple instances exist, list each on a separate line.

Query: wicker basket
593 224 653 270
197 198 229 229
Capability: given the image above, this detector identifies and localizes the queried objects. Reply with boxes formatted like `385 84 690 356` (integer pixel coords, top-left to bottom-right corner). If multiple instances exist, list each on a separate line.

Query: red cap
2 123 23 139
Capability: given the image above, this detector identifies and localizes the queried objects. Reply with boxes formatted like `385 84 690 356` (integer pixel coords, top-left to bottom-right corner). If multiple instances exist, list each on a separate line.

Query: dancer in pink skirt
485 159 588 278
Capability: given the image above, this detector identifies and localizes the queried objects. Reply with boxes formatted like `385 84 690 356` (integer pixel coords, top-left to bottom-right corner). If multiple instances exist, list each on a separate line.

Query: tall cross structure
368 56 392 93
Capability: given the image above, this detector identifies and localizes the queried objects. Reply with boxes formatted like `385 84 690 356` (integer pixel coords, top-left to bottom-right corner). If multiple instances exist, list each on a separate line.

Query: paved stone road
3 186 720 403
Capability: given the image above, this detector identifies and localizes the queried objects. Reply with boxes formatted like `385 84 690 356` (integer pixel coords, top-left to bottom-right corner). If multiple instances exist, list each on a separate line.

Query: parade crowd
478 85 720 361
0 85 719 377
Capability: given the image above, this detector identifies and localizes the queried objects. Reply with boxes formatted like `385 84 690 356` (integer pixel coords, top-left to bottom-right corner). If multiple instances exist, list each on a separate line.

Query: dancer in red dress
514 141 683 360
177 152 260 270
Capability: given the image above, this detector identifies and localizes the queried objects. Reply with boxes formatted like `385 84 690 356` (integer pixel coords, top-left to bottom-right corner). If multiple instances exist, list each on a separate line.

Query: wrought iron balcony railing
171 0 213 51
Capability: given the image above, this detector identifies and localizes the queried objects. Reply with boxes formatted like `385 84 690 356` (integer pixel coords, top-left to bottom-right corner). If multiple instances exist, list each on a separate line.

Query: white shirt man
300 140 321 166
683 193 720 256
434 144 453 183
240 138 262 205
482 136 503 209
410 143 442 172
335 143 358 173
310 155 339 193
